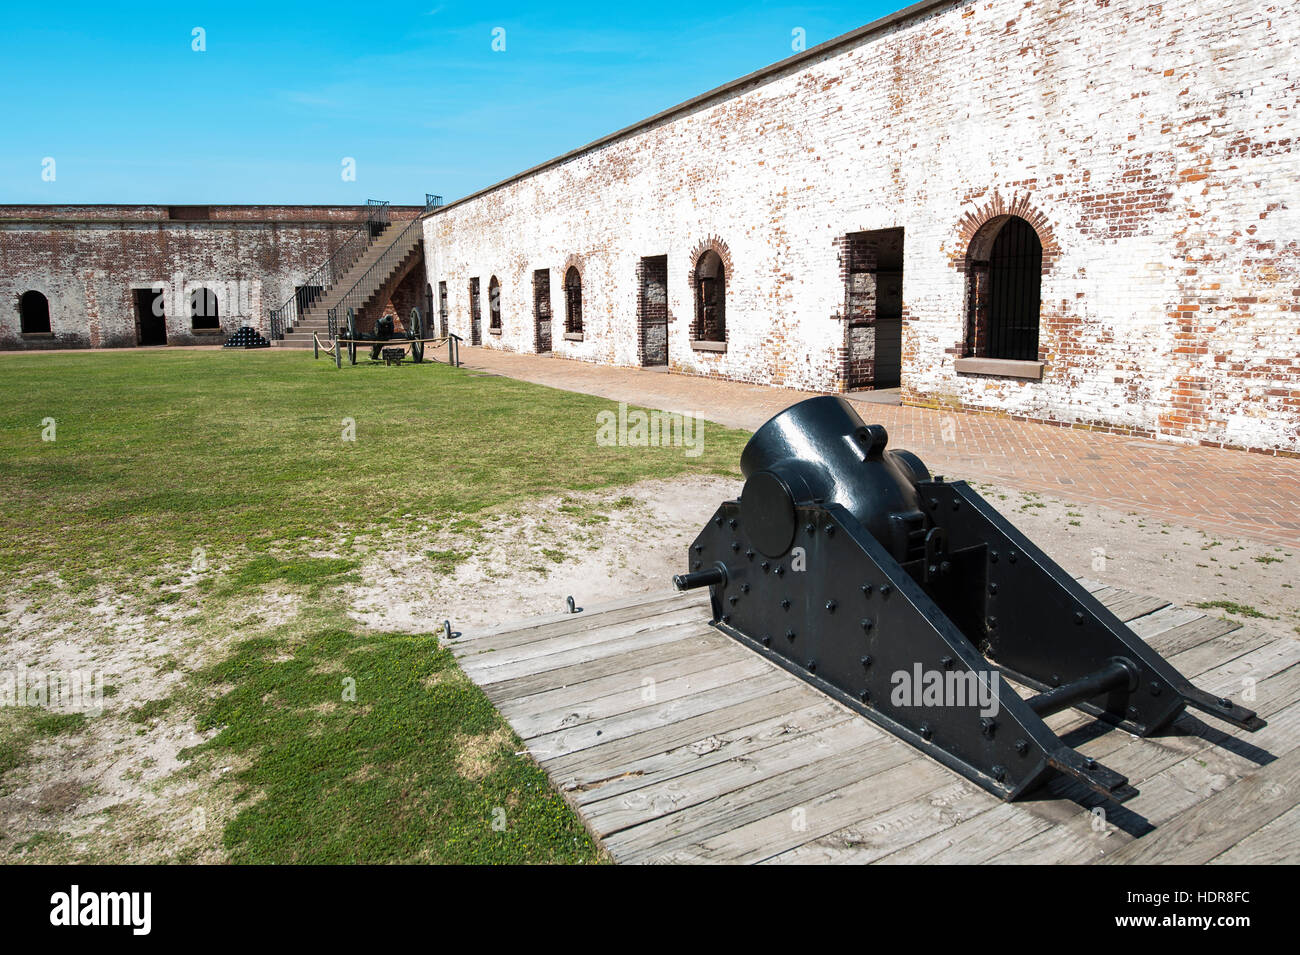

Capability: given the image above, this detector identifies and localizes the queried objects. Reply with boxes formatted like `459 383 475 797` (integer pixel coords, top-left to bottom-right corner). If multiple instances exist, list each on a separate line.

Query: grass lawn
0 349 748 863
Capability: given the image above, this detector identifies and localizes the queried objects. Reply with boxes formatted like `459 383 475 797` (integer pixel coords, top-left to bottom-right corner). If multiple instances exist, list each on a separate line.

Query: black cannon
675 396 1263 802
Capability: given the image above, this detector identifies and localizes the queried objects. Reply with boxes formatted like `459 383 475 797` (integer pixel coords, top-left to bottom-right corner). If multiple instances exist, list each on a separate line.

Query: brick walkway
459 347 1300 547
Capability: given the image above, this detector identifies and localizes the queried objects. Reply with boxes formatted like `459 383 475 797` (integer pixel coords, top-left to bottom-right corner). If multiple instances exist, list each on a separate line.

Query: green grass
0 349 746 580
0 349 751 863
1192 599 1274 619
184 623 597 863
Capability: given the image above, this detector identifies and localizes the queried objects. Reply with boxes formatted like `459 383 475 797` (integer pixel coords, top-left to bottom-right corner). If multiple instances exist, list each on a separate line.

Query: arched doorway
964 215 1043 362
19 290 51 334
190 287 220 330
692 250 725 342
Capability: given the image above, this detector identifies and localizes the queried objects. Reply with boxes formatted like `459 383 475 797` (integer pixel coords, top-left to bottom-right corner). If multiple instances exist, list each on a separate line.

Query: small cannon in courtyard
675 396 1264 802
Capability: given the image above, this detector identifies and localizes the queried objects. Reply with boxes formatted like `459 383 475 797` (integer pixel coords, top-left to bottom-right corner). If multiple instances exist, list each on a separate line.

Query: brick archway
951 194 1059 360
687 237 732 343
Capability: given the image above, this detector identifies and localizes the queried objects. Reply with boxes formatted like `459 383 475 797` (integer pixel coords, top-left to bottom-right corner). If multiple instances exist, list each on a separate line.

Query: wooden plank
1099 746 1300 865
1128 604 1204 641
457 604 706 672
563 703 852 807
494 641 750 712
761 780 994 864
609 737 915 863
1143 613 1242 658
503 656 775 740
461 589 698 642
1101 589 1171 622
682 757 958 863
1164 624 1272 677
482 633 724 702
1210 802 1300 865
524 669 794 761
542 685 824 778
873 800 1056 864
466 618 711 687
584 719 885 839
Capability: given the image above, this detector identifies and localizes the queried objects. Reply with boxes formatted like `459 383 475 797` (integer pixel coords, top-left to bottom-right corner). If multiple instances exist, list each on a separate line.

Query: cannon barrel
738 396 930 562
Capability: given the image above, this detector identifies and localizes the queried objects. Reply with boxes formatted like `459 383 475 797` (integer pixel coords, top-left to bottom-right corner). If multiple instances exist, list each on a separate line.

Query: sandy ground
348 476 1299 644
3 475 1295 861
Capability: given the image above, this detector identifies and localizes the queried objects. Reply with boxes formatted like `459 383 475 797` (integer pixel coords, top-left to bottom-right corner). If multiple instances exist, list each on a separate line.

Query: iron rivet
781 598 791 610
806 522 816 535
825 599 837 613
807 659 817 673
693 543 703 553
880 585 892 597
920 724 933 741
1009 551 1018 564
1015 739 1029 755
762 635 772 647
722 614 731 623
1150 682 1162 696
861 584 873 597
745 548 755 560
740 583 750 594
786 628 796 642
826 525 835 537
1218 697 1232 708
987 617 998 630
728 595 738 606
991 551 999 563
728 518 738 529
941 656 954 670
860 655 873 668
1050 674 1061 686
775 565 785 577
992 765 1007 782
1074 611 1085 625
859 689 871 702
761 561 770 572
861 618 873 632
988 583 998 595
731 541 740 552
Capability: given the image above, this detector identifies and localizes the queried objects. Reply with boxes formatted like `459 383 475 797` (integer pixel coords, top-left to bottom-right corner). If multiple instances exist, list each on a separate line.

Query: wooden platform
452 583 1300 864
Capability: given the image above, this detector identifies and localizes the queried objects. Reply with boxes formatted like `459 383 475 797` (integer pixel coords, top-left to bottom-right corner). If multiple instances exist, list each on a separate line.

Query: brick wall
422 0 1299 454
0 205 425 348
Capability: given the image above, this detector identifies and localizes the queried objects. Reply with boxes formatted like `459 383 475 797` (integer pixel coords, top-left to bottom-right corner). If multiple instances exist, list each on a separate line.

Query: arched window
693 249 726 342
965 215 1043 362
19 291 51 334
190 287 220 330
488 276 502 332
564 266 583 335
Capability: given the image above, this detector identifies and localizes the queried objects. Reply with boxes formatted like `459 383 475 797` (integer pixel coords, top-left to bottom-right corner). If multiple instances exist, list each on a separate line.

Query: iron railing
266 200 390 340
326 195 439 339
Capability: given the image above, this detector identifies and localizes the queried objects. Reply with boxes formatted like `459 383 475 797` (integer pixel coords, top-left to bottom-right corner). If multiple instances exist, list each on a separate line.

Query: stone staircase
275 221 424 349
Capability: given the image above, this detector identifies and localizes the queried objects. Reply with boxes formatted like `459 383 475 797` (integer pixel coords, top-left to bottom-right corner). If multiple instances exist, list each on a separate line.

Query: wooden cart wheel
410 308 425 363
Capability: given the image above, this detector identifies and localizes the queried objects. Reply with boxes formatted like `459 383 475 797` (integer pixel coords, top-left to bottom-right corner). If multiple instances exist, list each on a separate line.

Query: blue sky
0 1 903 205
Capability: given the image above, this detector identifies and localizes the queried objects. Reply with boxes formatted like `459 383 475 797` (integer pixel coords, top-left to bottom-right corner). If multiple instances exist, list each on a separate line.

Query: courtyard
0 347 1295 863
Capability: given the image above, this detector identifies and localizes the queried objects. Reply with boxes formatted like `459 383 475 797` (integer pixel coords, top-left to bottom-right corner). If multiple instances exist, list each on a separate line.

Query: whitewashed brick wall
424 0 1299 454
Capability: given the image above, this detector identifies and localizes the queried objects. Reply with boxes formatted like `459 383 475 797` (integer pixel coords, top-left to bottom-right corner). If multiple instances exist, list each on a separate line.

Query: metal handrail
326 195 438 339
266 200 390 340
